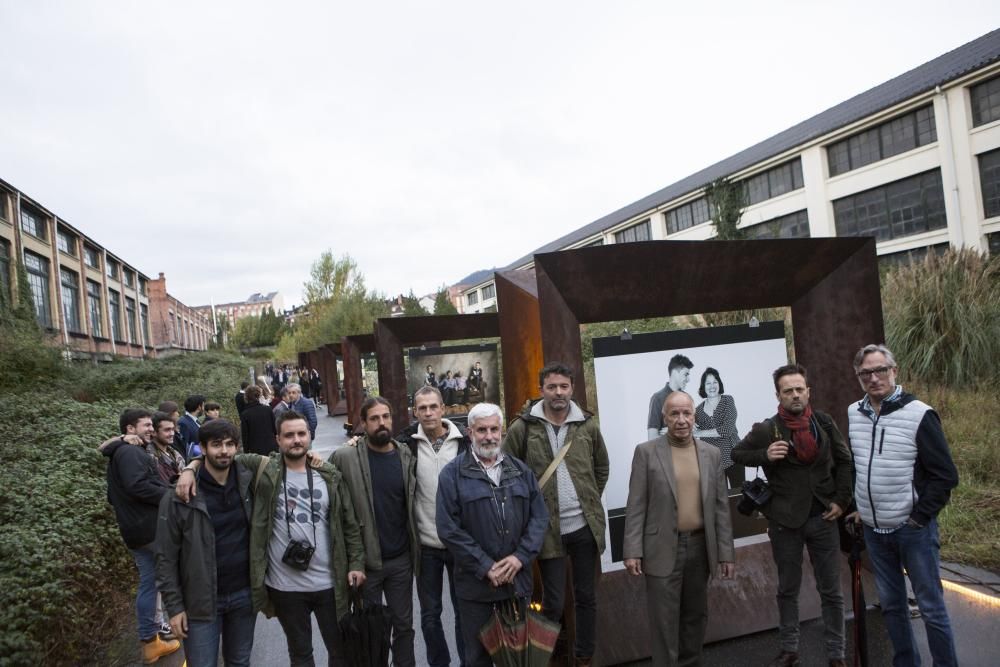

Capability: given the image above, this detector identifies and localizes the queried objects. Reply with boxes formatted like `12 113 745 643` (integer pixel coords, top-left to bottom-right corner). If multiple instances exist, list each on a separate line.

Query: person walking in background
332 397 418 667
235 380 250 415
156 419 256 667
731 364 853 667
103 408 180 664
692 367 743 490
310 369 322 406
179 395 205 461
203 402 221 422
846 344 959 667
437 403 548 667
284 383 318 439
502 362 609 666
240 385 278 455
624 391 735 667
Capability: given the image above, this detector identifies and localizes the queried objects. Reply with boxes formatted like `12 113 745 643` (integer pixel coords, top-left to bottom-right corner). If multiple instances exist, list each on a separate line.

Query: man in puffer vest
847 343 959 667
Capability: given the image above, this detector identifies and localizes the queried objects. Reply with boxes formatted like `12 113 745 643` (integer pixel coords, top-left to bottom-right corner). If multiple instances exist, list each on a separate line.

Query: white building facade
462 30 1000 305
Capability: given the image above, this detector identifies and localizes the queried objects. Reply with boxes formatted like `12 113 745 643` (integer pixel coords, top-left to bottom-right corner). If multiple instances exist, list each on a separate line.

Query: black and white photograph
407 343 500 415
592 322 789 571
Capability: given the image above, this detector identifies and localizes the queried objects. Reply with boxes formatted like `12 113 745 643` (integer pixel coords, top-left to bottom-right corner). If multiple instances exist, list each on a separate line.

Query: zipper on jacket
878 429 885 455
867 417 879 530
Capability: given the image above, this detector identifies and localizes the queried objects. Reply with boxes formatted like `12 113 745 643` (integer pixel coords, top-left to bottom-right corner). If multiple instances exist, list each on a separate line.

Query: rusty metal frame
532 237 883 663
373 313 499 428
341 333 375 429
494 268 544 420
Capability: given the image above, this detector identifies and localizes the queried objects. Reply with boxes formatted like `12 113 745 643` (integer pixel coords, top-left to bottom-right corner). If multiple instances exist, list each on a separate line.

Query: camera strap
282 462 317 547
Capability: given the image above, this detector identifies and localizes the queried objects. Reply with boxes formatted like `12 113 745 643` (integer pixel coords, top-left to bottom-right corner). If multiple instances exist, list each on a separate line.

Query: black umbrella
841 519 869 667
338 584 390 667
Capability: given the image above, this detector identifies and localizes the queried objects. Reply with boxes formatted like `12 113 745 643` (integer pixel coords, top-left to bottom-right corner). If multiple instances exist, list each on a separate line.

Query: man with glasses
846 344 959 667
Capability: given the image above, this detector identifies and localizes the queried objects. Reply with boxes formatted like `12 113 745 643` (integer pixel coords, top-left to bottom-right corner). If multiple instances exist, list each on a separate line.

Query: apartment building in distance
0 178 212 359
194 291 284 326
461 29 1000 310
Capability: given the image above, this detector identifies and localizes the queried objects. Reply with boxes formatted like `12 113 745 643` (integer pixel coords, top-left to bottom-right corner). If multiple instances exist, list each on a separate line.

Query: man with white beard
436 403 549 667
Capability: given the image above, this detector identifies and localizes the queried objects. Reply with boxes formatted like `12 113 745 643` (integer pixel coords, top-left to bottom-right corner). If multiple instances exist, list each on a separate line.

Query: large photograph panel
593 322 788 572
407 344 500 415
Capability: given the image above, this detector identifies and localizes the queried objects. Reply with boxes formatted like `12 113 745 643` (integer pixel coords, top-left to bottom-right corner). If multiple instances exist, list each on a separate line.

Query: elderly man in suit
624 391 735 666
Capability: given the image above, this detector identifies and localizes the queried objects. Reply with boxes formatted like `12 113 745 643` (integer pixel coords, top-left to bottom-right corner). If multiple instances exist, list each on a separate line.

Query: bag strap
253 456 269 491
538 437 573 490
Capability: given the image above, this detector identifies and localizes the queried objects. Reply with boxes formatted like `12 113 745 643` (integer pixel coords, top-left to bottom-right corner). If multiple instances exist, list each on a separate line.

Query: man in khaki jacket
331 397 418 667
624 391 735 667
502 362 609 666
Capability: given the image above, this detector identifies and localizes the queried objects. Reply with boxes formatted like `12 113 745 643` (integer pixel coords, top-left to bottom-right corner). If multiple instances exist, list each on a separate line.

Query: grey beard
472 440 500 460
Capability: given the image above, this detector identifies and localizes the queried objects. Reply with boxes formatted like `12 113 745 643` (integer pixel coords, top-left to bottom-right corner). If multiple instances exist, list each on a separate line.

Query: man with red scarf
732 363 854 667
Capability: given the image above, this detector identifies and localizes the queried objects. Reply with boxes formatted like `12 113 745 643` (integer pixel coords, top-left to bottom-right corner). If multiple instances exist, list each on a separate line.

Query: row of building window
833 169 947 242
971 73 1000 128
828 105 937 177
742 209 811 240
979 147 1000 219
615 219 651 243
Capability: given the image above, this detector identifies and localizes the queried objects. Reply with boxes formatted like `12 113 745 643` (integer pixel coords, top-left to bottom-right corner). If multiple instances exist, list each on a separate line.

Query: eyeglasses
857 366 894 381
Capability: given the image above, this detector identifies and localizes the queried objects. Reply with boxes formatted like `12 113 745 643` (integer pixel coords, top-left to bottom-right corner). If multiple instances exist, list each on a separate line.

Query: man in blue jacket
436 402 549 667
285 383 318 439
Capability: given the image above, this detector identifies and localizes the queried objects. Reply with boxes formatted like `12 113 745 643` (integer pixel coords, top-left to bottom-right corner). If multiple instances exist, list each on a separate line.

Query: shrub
883 248 1000 387
0 352 249 664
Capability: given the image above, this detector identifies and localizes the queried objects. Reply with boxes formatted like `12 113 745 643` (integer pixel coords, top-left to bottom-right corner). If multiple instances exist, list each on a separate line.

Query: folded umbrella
338 583 390 667
478 595 560 667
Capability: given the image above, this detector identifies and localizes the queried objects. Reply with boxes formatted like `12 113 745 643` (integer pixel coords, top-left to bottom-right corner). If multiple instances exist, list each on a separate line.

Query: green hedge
0 351 249 665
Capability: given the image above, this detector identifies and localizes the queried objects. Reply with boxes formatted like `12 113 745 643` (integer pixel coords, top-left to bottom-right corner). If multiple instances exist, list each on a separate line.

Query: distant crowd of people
265 362 324 405
100 344 959 667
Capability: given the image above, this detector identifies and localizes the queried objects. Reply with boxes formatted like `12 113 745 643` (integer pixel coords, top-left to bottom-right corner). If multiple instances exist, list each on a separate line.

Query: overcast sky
2 2 997 308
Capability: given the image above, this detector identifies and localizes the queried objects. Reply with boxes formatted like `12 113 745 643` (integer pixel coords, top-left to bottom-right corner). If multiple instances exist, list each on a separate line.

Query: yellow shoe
141 635 181 664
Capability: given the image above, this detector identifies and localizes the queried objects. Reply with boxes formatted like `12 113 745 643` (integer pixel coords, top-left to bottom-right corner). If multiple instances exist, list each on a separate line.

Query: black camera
282 539 316 571
737 478 773 516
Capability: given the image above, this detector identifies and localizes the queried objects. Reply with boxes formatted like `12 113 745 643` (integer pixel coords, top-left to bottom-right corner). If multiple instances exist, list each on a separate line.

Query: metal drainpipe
935 85 965 247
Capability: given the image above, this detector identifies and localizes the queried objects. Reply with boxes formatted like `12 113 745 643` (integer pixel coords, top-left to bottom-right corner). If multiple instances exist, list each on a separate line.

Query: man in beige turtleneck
624 391 735 666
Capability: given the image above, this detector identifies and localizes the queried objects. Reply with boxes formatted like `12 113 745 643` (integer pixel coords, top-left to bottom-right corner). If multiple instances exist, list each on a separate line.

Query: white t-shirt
265 468 333 591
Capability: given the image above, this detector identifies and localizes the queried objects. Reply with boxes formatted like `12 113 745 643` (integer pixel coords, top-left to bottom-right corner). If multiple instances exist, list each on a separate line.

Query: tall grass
883 248 1000 387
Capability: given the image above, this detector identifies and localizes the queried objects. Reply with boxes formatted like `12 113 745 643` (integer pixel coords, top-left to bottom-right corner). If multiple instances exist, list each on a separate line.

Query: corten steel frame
373 313 499 430
494 269 545 421
341 334 376 430
533 237 884 664
321 343 345 414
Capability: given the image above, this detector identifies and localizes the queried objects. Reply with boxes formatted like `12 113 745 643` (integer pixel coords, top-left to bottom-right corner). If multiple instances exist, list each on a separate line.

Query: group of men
102 343 959 667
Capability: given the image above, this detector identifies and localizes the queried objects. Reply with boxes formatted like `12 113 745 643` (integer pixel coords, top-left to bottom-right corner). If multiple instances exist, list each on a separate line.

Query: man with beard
437 403 548 667
332 397 418 667
147 411 186 484
502 362 609 666
177 411 366 666
103 408 180 663
156 419 256 667
732 364 853 667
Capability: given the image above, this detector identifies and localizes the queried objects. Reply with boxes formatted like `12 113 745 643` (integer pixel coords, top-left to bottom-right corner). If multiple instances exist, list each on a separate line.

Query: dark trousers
457 597 527 667
364 552 416 667
645 531 709 667
724 465 744 490
268 586 343 667
538 525 599 658
768 516 845 659
416 546 464 666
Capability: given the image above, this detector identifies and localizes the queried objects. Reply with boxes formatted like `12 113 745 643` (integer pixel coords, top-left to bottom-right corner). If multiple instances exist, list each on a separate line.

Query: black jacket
104 439 170 548
235 391 248 415
240 403 278 455
155 463 254 621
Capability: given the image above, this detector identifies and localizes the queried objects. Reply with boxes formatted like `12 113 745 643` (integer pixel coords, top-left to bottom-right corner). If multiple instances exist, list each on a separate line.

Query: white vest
413 421 463 548
848 398 929 530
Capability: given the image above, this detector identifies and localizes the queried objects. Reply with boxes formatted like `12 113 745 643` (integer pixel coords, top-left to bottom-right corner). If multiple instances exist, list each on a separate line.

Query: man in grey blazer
624 391 735 666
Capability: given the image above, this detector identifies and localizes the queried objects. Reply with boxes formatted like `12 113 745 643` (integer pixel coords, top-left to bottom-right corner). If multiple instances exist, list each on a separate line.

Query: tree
433 286 458 315
303 251 357 304
213 313 231 347
402 290 428 317
230 308 286 348
705 176 747 240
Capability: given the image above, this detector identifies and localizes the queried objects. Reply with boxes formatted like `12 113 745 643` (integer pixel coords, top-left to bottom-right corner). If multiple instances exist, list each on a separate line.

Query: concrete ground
111 404 1000 666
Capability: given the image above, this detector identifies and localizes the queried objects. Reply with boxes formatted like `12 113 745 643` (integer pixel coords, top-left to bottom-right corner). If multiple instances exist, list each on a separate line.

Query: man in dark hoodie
501 362 609 667
104 408 180 664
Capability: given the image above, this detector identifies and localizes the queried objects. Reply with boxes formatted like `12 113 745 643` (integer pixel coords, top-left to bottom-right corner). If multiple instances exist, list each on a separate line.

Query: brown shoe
768 651 801 667
141 635 180 664
829 661 847 667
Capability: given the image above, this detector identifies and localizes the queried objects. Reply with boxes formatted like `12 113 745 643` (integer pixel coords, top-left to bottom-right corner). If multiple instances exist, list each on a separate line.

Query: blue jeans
184 587 256 667
130 544 159 641
864 520 957 667
417 546 464 666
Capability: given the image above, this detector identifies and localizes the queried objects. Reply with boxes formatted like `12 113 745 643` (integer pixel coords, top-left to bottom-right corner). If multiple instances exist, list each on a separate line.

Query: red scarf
777 404 818 464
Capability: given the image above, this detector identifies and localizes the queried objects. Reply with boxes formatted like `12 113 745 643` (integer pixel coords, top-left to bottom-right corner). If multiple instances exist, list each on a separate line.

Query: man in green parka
501 362 610 667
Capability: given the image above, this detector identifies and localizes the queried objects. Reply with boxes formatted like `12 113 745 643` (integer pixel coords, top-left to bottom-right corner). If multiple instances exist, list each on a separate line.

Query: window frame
60 267 83 333
827 105 937 176
23 250 52 327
